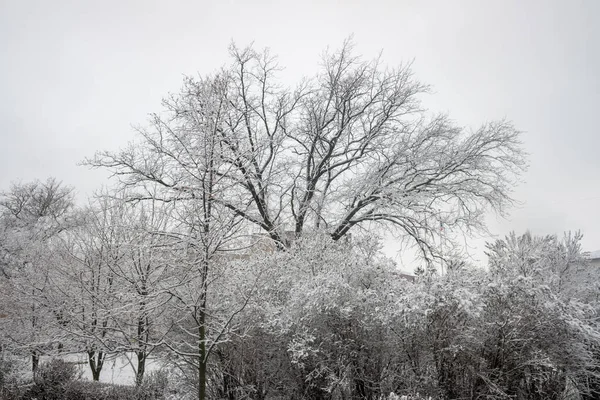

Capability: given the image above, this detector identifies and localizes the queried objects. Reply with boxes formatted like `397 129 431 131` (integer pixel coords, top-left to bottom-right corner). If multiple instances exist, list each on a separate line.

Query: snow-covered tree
0 178 75 372
87 39 526 264
215 234 404 398
58 194 178 385
84 73 253 398
486 230 594 299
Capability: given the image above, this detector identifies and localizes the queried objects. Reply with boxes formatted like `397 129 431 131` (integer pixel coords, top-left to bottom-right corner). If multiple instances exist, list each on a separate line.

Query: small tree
0 178 75 373
486 230 593 298
58 194 177 385
86 75 253 399
57 196 129 381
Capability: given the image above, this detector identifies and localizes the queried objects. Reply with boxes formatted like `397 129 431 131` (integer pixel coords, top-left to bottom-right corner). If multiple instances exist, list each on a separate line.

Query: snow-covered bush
210 231 600 399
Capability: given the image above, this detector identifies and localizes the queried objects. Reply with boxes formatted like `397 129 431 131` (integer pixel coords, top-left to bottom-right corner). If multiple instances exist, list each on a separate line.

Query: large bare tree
88 39 526 263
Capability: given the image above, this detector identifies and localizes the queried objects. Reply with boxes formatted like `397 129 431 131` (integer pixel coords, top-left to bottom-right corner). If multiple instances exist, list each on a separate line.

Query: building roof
589 250 600 260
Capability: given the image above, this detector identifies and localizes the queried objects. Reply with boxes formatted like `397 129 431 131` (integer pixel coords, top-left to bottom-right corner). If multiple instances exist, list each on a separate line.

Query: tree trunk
136 351 146 387
135 295 148 387
31 351 39 373
198 321 207 400
88 350 105 381
196 243 210 400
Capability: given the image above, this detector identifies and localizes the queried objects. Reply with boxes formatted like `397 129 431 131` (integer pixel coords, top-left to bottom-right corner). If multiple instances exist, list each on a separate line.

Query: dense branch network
86 39 526 260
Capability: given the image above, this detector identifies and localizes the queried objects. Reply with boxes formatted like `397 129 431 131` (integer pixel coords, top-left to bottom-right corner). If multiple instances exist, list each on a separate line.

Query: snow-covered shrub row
214 232 600 399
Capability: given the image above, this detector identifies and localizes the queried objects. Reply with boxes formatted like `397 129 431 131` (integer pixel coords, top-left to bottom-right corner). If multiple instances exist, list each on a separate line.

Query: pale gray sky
1 0 599 263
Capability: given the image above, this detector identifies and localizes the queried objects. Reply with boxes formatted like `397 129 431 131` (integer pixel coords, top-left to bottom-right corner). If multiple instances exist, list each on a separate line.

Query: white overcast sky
1 0 599 264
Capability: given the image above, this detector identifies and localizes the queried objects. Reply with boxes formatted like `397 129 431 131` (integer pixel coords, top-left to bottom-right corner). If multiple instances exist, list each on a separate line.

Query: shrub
39 379 169 400
0 358 22 400
22 358 81 400
33 358 80 387
139 370 169 399
0 357 14 392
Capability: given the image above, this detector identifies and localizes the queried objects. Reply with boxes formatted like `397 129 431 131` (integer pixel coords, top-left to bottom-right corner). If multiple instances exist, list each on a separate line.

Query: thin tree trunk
135 293 148 387
198 313 207 400
136 351 146 387
31 304 39 374
31 351 39 373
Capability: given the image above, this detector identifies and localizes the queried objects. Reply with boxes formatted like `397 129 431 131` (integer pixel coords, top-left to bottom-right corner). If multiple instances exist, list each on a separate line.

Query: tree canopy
88 40 526 261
